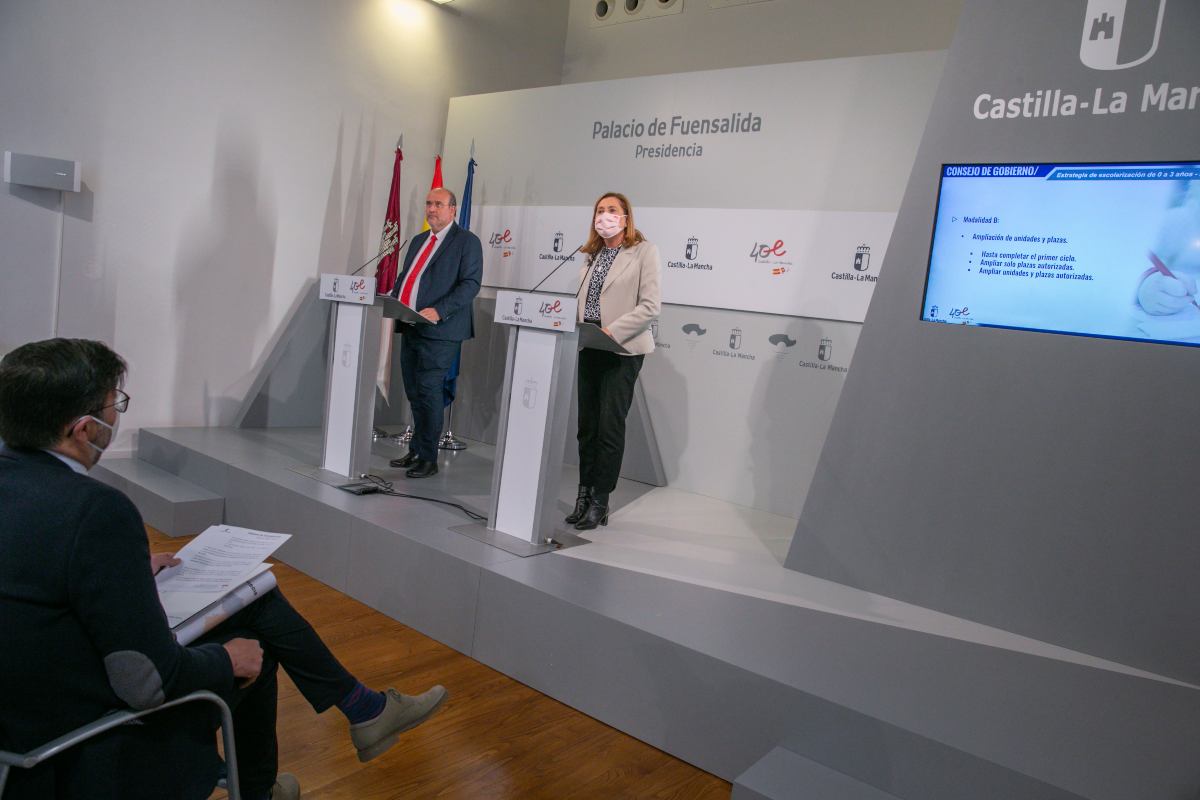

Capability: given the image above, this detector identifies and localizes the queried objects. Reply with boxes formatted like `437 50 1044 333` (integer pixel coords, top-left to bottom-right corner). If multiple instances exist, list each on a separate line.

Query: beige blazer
575 240 662 356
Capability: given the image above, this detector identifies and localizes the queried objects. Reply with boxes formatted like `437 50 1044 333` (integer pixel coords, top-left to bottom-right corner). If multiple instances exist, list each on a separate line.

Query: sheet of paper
170 566 277 639
156 525 290 594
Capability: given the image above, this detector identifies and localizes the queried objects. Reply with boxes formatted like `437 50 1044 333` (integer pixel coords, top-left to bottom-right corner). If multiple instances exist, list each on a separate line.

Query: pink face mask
594 212 624 239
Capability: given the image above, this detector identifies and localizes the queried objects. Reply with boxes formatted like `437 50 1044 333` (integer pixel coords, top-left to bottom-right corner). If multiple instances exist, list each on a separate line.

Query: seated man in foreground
0 338 447 800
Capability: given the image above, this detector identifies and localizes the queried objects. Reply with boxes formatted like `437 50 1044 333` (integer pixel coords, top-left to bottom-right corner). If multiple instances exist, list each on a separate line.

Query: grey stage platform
105 426 1200 799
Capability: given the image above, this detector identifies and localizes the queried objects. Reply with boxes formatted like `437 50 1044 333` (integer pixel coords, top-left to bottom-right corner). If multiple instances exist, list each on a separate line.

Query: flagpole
438 147 476 452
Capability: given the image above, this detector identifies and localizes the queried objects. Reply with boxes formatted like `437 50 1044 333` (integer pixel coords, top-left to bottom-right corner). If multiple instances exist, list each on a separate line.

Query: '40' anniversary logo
750 239 786 261
489 228 515 258
750 239 792 275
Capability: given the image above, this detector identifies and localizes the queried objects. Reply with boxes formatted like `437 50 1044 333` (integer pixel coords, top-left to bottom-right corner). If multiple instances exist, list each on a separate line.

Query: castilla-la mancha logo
853 245 871 272
1079 0 1166 71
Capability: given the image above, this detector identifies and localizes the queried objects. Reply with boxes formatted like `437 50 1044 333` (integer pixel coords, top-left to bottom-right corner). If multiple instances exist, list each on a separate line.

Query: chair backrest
0 689 240 800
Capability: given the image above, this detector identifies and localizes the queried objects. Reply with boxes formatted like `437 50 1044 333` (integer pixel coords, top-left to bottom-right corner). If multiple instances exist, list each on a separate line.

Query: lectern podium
317 274 428 480
487 290 584 545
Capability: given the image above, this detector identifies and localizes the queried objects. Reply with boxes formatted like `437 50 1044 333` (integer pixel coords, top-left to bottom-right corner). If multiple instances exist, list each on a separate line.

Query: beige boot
269 772 301 800
349 686 448 762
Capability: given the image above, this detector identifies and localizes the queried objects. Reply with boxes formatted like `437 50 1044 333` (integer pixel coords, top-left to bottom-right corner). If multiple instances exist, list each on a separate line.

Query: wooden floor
147 528 730 799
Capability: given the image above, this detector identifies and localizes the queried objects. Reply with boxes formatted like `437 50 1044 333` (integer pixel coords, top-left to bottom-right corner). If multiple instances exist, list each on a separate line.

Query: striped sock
336 682 387 724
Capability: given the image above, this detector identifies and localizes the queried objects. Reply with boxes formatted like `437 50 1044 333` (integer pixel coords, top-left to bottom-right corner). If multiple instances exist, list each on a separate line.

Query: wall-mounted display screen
921 161 1200 346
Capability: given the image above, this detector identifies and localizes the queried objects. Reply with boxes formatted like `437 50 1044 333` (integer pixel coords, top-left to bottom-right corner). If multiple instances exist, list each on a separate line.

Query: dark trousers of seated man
4 589 357 800
399 334 459 463
202 588 360 798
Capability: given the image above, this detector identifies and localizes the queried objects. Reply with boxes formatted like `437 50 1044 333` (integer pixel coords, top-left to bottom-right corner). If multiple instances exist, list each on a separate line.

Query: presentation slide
922 162 1200 346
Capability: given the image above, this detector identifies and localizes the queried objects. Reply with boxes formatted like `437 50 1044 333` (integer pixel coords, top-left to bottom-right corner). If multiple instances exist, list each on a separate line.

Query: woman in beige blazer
566 192 662 530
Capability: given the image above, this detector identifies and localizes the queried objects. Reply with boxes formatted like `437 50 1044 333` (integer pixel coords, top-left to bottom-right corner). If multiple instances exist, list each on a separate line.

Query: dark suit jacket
0 446 232 799
392 222 483 341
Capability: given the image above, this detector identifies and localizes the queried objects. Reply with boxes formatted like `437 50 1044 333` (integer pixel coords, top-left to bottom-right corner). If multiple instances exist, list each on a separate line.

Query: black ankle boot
565 485 593 524
574 491 609 531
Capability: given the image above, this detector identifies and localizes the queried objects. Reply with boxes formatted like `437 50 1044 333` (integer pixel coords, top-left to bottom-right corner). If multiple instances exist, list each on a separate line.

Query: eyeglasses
95 389 130 414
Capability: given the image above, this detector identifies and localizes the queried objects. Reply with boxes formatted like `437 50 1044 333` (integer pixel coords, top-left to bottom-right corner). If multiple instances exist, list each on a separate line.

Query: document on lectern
375 294 434 324
155 525 290 644
578 322 630 354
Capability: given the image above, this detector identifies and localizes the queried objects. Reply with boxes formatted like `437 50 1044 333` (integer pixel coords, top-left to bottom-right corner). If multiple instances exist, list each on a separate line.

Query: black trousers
577 348 644 494
6 589 356 800
202 588 358 798
4 702 225 800
399 334 460 461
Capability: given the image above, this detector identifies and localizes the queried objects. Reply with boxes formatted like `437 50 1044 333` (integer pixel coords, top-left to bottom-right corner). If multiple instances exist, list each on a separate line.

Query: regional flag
376 140 405 402
375 145 404 295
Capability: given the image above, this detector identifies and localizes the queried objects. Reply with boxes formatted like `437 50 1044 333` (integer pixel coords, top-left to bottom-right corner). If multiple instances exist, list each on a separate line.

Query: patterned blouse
583 246 621 323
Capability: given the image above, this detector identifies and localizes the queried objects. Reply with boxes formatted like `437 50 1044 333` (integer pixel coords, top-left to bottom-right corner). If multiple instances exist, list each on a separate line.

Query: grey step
734 747 900 800
92 456 224 537
732 741 1091 800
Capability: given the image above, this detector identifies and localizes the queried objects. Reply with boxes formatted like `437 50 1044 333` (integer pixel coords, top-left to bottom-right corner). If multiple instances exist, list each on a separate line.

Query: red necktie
398 233 438 306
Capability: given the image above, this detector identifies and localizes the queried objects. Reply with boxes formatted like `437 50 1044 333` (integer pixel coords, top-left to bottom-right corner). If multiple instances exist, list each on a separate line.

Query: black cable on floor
362 474 487 522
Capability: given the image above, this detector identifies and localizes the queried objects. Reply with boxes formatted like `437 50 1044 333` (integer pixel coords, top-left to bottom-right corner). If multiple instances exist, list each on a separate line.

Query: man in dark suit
390 187 482 478
0 339 446 800
0 339 269 799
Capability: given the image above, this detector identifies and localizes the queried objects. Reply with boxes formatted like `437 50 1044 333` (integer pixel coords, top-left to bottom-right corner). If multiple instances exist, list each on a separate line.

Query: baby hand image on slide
1137 269 1197 315
1136 180 1200 316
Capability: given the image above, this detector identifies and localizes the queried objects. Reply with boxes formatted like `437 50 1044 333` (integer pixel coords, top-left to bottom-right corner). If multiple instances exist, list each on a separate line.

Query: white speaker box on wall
3 151 81 192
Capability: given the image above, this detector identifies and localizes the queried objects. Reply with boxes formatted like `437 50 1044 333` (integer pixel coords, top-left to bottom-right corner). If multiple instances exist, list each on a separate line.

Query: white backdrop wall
443 52 943 517
0 0 567 452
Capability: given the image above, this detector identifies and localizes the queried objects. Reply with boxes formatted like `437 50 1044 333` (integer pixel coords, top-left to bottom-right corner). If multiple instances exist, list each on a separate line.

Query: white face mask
594 212 624 240
73 414 117 465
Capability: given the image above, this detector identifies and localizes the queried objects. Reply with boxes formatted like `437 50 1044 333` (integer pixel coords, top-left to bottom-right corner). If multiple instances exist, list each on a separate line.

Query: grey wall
788 0 1200 684
0 0 567 452
562 0 963 83
0 183 62 353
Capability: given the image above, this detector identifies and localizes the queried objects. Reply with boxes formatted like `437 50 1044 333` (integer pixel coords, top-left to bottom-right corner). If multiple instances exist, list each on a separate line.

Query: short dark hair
0 338 127 449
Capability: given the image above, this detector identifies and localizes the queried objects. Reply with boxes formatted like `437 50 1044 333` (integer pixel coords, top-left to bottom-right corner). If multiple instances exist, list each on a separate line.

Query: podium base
290 464 369 485
448 523 590 556
438 430 468 451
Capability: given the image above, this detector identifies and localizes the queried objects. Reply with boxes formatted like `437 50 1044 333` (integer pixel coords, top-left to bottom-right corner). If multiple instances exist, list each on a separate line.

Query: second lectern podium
487 290 615 545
